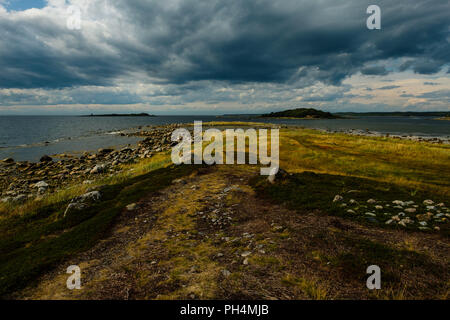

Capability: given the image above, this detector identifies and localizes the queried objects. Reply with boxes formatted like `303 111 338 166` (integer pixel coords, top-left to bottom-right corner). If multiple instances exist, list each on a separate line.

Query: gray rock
98 148 114 155
64 191 101 218
77 191 101 202
34 181 49 189
392 200 405 206
90 164 106 174
40 155 52 162
367 199 376 204
221 269 231 277
333 195 343 202
423 199 434 205
126 203 137 211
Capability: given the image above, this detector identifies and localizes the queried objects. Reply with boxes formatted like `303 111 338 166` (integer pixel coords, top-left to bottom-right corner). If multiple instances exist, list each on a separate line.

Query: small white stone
222 269 231 277
126 203 137 211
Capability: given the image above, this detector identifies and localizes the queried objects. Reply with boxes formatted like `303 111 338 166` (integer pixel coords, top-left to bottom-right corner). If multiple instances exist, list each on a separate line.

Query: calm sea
0 115 449 162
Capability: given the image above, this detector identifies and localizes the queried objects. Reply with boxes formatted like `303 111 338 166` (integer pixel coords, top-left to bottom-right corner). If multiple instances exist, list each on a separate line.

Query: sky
0 0 449 115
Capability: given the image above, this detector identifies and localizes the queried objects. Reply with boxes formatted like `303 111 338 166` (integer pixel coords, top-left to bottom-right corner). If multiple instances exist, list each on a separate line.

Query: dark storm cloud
0 10 124 89
0 0 449 89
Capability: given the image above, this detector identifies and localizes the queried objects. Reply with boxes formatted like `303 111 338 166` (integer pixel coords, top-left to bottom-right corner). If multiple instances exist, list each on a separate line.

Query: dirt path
17 165 450 299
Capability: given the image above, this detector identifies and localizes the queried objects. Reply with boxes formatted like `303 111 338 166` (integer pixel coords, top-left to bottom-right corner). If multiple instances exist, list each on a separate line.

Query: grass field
1 124 449 298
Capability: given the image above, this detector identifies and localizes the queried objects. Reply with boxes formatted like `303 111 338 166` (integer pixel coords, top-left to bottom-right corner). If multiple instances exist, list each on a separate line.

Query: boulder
90 164 106 174
2 158 14 163
40 155 53 162
34 181 49 189
98 148 114 155
333 195 343 202
126 203 137 211
63 191 101 218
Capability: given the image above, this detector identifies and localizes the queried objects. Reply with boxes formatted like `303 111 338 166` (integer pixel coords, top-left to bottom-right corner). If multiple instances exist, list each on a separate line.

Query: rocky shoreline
1 123 449 207
0 124 183 205
317 128 450 144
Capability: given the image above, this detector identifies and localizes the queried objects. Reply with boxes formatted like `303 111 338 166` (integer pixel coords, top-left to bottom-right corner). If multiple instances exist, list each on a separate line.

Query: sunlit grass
279 129 450 196
0 153 172 219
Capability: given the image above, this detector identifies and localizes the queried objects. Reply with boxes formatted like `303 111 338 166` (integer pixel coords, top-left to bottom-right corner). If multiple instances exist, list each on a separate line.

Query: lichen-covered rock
63 191 101 218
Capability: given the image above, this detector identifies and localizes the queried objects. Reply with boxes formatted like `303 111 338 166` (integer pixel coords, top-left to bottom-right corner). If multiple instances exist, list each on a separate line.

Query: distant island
80 113 155 117
261 108 338 119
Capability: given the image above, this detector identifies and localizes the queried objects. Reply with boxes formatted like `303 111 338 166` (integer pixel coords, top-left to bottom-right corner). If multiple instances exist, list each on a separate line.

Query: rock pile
333 195 449 232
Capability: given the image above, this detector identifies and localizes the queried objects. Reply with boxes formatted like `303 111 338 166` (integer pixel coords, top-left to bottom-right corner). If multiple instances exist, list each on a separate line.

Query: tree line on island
261 108 450 119
261 108 338 119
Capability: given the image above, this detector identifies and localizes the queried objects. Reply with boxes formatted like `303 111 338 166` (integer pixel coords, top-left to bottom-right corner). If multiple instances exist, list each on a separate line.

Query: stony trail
16 165 450 300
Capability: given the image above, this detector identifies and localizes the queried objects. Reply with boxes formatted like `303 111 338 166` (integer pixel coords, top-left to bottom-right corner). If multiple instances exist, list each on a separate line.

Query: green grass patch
0 164 198 297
